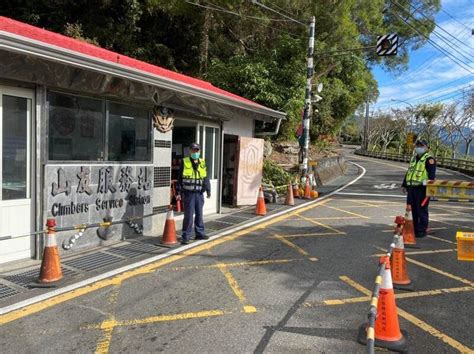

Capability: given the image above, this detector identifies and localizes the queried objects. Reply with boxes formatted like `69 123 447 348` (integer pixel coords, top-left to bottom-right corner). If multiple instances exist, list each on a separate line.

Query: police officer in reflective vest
176 143 211 244
402 139 436 238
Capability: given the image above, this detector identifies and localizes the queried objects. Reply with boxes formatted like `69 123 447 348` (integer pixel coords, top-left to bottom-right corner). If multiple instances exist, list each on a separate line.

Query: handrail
355 150 474 176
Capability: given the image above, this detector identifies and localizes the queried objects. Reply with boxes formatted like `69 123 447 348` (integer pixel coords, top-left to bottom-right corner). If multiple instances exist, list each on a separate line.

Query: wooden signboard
235 137 264 206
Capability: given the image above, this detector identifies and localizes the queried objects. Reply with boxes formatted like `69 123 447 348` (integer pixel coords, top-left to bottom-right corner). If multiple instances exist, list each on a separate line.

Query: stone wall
312 156 347 186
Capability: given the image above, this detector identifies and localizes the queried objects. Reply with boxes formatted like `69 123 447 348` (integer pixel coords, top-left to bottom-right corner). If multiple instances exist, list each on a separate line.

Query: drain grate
63 252 123 272
205 220 233 231
107 242 160 258
0 284 20 300
3 267 76 288
217 215 249 225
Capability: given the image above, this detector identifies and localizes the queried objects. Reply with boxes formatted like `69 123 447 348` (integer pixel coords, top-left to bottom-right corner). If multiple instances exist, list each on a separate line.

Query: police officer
402 139 436 238
176 143 211 244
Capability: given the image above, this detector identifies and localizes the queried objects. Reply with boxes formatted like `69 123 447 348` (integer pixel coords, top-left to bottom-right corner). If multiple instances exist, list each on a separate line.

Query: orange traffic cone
161 207 178 245
390 235 413 291
255 186 267 216
358 256 408 352
293 184 300 198
402 204 418 249
38 218 63 285
175 197 182 213
303 175 311 199
285 183 295 206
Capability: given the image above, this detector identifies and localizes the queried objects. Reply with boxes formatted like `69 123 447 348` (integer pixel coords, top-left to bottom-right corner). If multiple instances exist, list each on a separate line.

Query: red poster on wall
235 137 264 206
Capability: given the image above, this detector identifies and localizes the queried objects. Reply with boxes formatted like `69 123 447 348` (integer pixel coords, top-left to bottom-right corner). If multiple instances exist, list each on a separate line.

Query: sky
372 0 474 112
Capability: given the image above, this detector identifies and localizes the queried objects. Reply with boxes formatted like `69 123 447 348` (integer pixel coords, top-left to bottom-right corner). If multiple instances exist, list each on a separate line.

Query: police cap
415 139 428 147
190 143 201 150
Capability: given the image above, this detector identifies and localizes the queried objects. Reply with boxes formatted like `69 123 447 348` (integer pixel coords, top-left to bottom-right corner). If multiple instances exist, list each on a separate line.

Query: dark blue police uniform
176 158 211 242
402 154 436 237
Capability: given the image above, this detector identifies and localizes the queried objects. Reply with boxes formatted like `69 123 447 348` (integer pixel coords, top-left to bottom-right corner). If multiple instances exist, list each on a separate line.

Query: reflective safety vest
182 157 207 192
406 152 432 186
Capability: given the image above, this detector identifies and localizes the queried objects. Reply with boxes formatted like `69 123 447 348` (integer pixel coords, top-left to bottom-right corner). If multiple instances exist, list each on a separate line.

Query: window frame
46 90 153 164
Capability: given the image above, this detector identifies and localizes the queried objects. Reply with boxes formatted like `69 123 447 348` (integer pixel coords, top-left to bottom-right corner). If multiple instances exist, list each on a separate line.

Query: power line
390 8 474 75
185 1 304 39
391 0 474 61
439 6 473 32
251 0 307 26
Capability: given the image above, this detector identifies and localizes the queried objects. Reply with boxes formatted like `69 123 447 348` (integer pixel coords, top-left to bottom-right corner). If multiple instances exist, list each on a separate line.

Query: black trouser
407 186 429 235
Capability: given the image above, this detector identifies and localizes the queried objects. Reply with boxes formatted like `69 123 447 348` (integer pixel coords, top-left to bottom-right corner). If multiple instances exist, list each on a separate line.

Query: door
235 137 264 206
197 124 220 214
0 86 33 264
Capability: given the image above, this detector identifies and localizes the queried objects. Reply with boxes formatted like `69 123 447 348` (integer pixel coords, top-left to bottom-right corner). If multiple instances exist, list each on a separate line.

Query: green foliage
0 0 440 140
262 160 292 187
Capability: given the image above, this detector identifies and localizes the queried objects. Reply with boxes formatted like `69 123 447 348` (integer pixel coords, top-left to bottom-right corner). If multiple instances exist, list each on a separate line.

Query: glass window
2 95 29 200
108 102 151 161
203 127 219 180
48 92 104 161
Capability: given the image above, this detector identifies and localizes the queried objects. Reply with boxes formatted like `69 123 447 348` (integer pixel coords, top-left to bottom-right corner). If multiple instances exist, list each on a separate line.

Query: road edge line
0 161 366 316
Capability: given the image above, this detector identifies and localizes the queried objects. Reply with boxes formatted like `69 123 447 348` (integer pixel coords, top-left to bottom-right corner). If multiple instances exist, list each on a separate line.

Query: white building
0 17 285 264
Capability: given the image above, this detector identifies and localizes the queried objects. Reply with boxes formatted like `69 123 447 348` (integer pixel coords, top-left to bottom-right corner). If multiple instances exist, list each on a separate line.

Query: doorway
222 134 238 206
0 86 34 264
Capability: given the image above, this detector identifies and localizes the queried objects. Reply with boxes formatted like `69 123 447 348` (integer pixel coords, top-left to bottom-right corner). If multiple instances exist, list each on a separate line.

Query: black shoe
195 235 209 240
415 232 427 238
181 239 190 245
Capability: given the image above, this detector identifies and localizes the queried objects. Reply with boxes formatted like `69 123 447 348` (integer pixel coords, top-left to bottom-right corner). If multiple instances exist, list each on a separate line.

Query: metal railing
355 150 474 176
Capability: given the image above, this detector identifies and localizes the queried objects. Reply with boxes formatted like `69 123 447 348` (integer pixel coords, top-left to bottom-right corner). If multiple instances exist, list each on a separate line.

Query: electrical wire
251 0 307 26
391 9 474 74
391 0 473 61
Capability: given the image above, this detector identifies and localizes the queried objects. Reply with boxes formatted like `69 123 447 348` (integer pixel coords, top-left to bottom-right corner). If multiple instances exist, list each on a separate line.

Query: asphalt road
1 150 473 353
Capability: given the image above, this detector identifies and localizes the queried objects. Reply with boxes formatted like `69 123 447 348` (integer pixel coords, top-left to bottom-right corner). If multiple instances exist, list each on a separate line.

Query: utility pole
299 16 316 175
363 98 370 151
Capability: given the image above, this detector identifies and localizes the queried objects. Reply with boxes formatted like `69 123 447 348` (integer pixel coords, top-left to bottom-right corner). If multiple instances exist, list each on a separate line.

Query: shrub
262 160 292 187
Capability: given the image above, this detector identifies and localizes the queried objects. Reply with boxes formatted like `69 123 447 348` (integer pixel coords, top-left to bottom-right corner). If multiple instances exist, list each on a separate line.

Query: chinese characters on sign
50 165 152 217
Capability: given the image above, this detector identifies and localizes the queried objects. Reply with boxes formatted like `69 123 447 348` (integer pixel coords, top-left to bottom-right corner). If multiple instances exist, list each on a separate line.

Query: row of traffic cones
358 205 419 351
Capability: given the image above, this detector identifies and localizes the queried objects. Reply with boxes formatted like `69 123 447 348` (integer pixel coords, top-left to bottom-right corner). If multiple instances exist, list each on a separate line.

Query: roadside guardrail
355 150 474 177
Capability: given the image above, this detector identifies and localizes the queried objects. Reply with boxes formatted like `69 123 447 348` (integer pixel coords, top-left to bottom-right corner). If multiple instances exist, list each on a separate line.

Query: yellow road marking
322 286 473 306
217 264 256 313
340 276 371 295
350 155 407 170
427 235 456 244
405 257 474 287
95 282 122 354
84 310 228 330
332 204 399 208
372 249 455 257
430 218 462 227
0 198 331 325
295 214 345 235
340 276 474 353
275 232 343 237
321 205 370 219
274 234 315 260
170 258 302 271
287 216 360 220
373 246 473 287
381 227 447 233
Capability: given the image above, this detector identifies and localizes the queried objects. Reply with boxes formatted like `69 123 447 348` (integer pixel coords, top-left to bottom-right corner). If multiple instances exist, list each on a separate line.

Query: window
49 92 104 161
2 95 30 200
108 102 151 161
48 92 151 162
199 126 219 180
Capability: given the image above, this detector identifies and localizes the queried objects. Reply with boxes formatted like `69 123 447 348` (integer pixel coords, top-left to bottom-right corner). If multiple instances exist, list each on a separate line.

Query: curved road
1 149 473 353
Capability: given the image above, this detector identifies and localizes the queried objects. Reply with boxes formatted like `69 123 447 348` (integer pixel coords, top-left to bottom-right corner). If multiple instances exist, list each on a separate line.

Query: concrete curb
0 162 365 316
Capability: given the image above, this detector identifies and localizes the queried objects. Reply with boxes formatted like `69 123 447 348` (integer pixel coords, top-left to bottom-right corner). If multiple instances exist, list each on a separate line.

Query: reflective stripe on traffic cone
38 218 63 284
255 186 267 216
285 183 295 206
402 204 418 248
373 256 408 351
390 235 413 291
161 207 178 245
303 176 311 199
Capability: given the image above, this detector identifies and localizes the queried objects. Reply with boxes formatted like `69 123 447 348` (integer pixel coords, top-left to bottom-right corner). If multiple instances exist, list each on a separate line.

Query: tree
458 90 474 158
0 0 441 141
